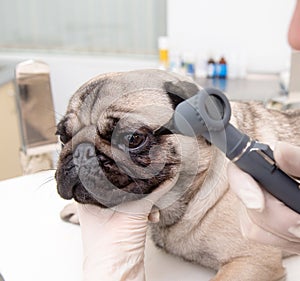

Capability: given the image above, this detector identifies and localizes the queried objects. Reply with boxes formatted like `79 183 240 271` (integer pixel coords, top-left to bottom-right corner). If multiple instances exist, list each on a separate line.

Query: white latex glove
77 176 178 281
227 142 300 254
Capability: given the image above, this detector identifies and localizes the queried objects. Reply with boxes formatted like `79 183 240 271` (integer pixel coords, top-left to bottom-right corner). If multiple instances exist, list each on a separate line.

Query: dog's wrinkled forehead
69 69 199 109
64 69 200 137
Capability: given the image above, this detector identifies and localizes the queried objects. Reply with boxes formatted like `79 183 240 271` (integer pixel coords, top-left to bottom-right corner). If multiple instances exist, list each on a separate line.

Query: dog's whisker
33 173 56 191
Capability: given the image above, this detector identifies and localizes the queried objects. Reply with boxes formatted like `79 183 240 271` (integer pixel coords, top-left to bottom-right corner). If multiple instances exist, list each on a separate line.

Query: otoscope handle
207 123 300 214
233 140 300 214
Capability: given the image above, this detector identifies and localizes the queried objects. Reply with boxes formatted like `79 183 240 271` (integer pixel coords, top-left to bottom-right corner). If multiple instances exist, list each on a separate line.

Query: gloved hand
77 175 178 281
227 142 300 254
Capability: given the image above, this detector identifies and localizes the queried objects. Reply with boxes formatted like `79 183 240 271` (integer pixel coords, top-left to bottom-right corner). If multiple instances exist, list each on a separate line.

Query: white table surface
0 171 299 281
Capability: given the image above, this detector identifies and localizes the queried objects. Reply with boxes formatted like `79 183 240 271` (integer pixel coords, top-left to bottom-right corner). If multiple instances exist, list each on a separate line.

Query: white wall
43 55 157 119
0 53 157 120
167 0 295 73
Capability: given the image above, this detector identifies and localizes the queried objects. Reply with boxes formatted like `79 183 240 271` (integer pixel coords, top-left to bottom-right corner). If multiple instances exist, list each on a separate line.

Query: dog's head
55 69 211 208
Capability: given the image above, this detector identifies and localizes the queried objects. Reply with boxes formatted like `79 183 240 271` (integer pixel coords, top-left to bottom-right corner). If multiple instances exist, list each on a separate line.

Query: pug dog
55 69 300 280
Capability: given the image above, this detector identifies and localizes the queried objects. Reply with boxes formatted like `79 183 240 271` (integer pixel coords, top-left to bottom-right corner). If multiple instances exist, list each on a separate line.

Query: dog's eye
56 119 71 145
59 135 69 145
124 133 148 150
55 132 70 147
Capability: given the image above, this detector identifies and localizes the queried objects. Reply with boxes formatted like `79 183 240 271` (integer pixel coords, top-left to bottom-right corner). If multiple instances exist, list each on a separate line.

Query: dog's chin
71 182 150 208
75 183 162 208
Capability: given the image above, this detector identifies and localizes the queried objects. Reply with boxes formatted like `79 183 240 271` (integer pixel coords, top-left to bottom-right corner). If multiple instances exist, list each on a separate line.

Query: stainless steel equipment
0 60 58 180
15 60 58 154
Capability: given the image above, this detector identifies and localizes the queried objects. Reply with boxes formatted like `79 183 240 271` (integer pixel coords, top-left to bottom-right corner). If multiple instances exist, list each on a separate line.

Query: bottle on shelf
158 36 169 70
169 50 181 73
217 56 227 79
206 57 216 79
183 52 196 79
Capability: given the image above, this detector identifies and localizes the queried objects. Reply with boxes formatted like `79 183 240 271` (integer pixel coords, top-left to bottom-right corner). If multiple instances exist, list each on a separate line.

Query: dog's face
55 70 208 208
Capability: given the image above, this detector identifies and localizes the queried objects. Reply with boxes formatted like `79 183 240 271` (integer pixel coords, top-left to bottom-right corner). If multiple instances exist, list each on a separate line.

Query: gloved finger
274 142 300 177
239 206 300 254
247 189 300 242
148 207 160 223
227 163 265 211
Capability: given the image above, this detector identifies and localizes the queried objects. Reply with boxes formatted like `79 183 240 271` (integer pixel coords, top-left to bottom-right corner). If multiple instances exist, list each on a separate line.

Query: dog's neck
182 147 229 225
155 146 229 227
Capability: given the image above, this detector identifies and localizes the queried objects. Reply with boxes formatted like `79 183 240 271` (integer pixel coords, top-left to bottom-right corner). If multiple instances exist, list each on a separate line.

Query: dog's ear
163 79 211 145
164 80 199 109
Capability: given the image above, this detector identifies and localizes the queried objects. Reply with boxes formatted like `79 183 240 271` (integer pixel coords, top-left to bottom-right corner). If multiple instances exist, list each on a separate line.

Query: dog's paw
210 255 286 281
60 202 79 225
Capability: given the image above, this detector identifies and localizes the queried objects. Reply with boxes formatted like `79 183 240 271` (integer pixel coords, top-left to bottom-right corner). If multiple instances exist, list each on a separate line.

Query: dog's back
231 101 300 147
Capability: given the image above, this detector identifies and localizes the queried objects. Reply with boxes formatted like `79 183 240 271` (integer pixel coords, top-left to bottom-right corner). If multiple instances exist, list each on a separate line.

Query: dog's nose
73 142 96 167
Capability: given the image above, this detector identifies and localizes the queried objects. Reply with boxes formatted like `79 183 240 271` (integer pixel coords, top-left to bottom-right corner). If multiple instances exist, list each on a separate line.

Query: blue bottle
217 56 227 79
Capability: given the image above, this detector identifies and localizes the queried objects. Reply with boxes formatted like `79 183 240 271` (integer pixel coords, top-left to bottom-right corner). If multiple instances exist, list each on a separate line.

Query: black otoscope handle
233 139 300 214
172 88 300 214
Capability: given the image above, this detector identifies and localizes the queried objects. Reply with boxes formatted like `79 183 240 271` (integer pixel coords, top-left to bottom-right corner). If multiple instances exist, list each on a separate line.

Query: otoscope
163 88 300 214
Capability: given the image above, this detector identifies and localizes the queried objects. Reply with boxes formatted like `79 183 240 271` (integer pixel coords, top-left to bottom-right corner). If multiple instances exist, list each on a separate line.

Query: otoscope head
173 88 231 137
